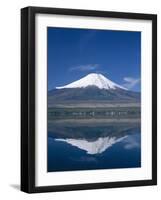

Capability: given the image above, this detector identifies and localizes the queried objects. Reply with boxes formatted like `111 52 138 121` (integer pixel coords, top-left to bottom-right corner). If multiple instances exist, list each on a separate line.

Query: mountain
48 73 140 104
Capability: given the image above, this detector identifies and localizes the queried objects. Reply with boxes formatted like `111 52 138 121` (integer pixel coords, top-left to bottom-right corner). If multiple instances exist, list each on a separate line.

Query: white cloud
70 64 99 72
124 136 140 150
122 77 140 90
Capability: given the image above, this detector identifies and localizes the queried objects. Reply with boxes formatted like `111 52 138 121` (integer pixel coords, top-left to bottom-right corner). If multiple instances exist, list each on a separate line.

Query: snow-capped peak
56 73 127 90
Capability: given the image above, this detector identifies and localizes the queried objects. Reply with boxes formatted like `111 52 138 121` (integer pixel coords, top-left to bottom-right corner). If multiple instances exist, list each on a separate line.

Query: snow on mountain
56 73 127 90
55 136 127 155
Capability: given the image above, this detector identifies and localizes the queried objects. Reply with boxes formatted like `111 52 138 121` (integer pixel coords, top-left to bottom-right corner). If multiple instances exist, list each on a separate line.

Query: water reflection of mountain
48 119 140 155
55 136 128 155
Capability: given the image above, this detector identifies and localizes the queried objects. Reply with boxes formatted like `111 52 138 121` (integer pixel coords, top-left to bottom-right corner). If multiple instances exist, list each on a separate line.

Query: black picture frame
21 6 157 193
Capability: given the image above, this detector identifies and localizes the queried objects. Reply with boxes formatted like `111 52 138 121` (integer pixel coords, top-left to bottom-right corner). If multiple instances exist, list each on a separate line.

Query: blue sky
47 27 141 92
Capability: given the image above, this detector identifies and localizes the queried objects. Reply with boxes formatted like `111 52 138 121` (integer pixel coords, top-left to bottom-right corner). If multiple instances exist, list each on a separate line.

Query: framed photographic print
21 6 157 193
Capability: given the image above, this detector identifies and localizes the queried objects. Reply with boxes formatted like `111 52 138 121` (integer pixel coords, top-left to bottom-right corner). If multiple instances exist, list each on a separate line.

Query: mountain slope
48 87 140 102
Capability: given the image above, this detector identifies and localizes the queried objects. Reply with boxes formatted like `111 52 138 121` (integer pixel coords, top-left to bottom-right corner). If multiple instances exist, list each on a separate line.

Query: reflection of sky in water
48 121 141 172
123 134 140 150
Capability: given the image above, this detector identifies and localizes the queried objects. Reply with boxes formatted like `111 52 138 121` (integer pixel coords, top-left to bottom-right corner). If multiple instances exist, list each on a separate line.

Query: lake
48 119 141 172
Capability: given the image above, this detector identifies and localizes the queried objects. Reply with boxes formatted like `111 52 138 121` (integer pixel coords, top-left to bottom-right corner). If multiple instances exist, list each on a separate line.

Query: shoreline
48 118 141 126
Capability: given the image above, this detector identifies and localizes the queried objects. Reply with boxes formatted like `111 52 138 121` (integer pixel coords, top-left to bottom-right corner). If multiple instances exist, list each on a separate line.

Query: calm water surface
47 120 141 172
